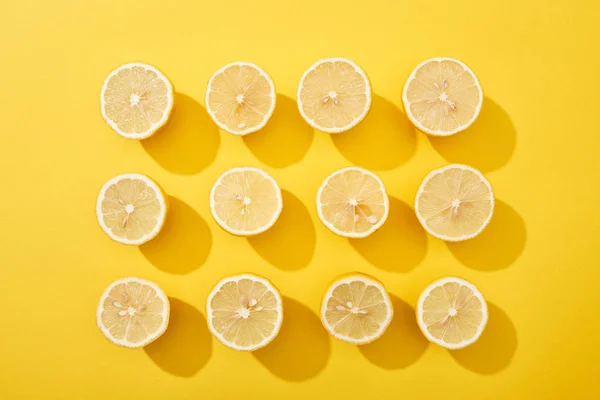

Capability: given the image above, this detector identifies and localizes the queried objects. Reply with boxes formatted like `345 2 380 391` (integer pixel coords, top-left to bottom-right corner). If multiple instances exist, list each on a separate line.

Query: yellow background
1 0 599 398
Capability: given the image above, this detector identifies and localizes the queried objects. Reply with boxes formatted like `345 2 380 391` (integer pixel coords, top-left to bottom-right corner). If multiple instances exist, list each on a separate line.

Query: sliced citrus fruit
210 167 282 236
97 277 170 348
402 57 482 136
297 58 371 133
206 274 283 351
417 277 488 349
96 173 167 245
317 167 388 238
415 164 494 241
321 273 393 345
100 62 174 139
205 62 276 136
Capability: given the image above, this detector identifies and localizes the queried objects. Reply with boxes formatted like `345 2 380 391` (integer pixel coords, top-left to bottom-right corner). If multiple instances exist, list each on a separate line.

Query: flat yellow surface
1 1 599 399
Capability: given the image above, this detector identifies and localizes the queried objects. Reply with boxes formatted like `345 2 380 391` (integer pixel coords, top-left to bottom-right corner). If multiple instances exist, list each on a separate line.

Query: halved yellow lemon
97 277 170 348
317 167 388 238
321 273 393 345
402 58 482 136
415 164 493 241
210 167 282 236
206 62 276 135
417 277 488 349
297 58 371 133
206 274 283 351
96 173 167 245
100 62 174 139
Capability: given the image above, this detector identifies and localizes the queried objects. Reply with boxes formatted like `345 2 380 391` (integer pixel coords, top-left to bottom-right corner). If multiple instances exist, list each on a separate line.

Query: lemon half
321 273 393 345
298 58 371 133
100 62 174 139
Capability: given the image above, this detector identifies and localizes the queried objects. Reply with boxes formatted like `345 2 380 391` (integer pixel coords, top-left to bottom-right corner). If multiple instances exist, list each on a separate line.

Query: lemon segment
97 277 170 348
321 273 393 345
317 167 388 238
415 164 493 241
298 58 371 133
417 277 488 349
206 62 276 136
210 167 282 236
402 58 482 136
206 274 283 351
96 173 167 246
100 62 174 139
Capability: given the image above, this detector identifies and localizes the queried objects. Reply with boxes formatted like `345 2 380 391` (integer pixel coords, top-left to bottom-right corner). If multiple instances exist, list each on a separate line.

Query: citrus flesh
97 277 170 348
206 274 283 351
402 58 482 136
210 167 282 236
317 167 388 238
415 164 493 241
101 63 174 139
206 62 275 135
96 173 167 245
321 273 393 344
417 277 487 349
298 58 371 133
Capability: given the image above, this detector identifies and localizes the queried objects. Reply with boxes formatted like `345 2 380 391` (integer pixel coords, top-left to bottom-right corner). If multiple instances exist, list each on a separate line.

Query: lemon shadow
359 295 429 369
140 196 212 274
144 298 212 377
447 200 526 271
253 297 330 381
331 94 416 170
429 97 516 173
350 197 427 273
450 303 517 375
243 94 314 168
141 93 220 175
247 190 315 270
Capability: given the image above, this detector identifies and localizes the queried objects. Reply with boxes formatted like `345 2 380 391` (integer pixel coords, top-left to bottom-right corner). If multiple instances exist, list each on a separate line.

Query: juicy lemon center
433 80 457 112
237 296 264 319
346 198 379 225
129 93 141 106
235 194 253 215
322 90 340 105
112 295 146 318
335 301 368 315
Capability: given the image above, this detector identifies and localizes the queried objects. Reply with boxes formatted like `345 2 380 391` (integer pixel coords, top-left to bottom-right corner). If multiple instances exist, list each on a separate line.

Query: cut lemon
210 167 282 236
97 277 170 348
317 167 388 238
297 58 371 133
206 274 283 351
321 273 393 345
100 62 174 139
96 173 167 245
415 164 493 242
402 58 482 136
417 277 488 349
206 62 276 136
